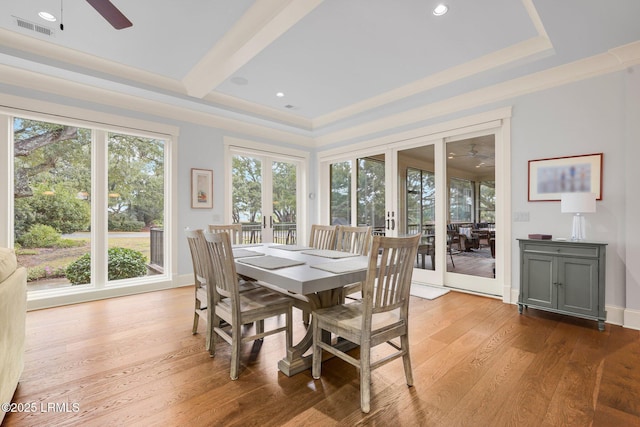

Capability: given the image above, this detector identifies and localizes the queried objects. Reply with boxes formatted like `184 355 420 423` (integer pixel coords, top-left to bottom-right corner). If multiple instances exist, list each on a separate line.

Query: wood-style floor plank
4 286 640 426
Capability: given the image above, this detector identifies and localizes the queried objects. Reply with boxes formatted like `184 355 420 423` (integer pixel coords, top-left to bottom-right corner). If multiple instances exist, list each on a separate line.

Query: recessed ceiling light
433 4 448 16
276 92 285 98
38 11 57 22
230 76 248 85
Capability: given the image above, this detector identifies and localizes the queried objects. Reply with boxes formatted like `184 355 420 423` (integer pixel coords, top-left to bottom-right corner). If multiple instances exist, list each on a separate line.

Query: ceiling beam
182 0 324 98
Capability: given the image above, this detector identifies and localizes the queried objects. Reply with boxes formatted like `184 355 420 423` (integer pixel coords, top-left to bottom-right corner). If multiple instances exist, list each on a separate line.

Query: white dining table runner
237 255 305 270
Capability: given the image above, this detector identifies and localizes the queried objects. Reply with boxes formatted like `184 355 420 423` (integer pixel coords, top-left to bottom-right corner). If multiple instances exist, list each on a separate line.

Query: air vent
13 16 54 37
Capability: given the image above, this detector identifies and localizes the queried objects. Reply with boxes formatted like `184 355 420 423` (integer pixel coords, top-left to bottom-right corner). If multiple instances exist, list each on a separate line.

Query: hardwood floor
4 287 640 426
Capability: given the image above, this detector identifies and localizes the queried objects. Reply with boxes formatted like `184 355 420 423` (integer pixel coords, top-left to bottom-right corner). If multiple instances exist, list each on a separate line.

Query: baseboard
623 307 640 330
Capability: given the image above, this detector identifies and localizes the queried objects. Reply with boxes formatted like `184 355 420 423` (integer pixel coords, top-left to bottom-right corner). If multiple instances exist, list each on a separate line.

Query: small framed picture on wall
191 168 213 209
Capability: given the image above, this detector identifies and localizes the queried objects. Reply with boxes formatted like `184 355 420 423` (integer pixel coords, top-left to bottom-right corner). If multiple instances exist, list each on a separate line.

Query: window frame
1 103 178 309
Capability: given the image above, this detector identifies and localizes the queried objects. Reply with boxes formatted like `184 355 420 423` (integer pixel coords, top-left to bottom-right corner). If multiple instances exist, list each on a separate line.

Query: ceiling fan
448 144 490 160
448 143 494 168
85 0 132 29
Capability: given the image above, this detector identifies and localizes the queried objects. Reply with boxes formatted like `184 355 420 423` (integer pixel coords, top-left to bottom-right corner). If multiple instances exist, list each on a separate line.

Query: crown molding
312 36 552 129
0 63 315 147
315 41 640 146
0 28 185 94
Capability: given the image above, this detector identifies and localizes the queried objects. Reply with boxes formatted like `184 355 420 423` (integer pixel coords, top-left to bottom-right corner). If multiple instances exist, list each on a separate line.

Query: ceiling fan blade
85 0 132 29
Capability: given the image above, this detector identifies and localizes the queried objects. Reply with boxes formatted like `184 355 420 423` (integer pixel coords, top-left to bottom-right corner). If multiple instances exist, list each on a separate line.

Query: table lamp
560 192 596 241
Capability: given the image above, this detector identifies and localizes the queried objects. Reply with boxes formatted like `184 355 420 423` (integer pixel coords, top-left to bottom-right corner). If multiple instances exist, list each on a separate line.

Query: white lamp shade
561 192 596 214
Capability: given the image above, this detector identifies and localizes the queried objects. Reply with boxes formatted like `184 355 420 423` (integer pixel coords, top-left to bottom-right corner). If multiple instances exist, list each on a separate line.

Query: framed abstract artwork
191 168 213 209
528 153 603 201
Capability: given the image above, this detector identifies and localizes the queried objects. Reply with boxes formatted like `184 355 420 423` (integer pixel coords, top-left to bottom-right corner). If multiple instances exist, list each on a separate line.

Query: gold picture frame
191 168 213 209
528 153 603 201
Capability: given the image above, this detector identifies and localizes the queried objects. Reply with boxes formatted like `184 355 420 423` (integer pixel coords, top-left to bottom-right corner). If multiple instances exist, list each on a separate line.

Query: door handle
391 219 396 231
269 216 273 228
263 217 266 228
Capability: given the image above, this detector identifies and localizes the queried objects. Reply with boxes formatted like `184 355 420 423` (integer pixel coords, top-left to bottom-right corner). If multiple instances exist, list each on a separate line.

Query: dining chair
208 223 254 282
208 223 244 245
335 225 372 299
301 224 339 324
185 228 210 341
185 228 258 352
203 231 293 380
311 233 421 413
308 224 337 249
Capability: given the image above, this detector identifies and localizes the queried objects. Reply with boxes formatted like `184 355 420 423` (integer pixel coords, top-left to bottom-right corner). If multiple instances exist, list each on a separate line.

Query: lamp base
570 213 586 241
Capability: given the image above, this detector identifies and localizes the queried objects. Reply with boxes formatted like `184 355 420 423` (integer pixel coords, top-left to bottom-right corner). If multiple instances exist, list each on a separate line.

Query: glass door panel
357 157 385 234
232 155 263 243
330 161 351 226
272 160 297 244
396 144 438 282
445 135 500 294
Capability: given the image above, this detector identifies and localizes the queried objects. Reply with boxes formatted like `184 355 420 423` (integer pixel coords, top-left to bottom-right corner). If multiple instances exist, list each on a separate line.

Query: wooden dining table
232 244 369 376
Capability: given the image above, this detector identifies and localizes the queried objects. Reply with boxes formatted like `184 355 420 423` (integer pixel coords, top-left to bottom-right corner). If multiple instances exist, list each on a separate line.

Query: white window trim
1 95 179 310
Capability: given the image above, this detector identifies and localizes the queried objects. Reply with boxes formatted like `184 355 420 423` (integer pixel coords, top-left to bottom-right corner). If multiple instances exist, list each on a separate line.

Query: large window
406 167 435 234
479 180 495 223
8 114 171 296
449 177 473 222
14 118 93 290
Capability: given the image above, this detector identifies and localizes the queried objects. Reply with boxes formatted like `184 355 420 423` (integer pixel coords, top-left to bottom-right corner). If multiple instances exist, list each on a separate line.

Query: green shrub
65 253 91 285
18 224 61 248
14 184 90 235
108 218 145 232
66 247 147 285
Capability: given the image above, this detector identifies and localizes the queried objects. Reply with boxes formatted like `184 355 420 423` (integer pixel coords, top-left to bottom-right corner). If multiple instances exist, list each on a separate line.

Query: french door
321 122 508 297
227 145 304 244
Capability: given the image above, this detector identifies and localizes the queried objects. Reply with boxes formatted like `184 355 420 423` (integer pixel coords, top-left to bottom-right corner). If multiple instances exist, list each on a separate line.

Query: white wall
509 71 629 312
624 65 640 319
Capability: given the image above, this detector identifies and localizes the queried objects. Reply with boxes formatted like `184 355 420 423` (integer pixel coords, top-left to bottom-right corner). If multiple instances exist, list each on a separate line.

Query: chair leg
311 317 322 380
360 344 371 413
256 319 264 336
209 311 219 357
192 311 199 335
400 333 414 387
205 317 212 352
230 323 242 380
